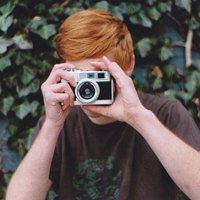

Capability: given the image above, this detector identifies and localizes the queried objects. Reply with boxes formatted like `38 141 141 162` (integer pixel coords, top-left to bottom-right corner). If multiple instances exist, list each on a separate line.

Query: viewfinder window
87 73 94 78
98 73 105 78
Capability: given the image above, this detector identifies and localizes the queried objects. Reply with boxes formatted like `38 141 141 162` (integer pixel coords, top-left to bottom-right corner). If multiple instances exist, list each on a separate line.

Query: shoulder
138 92 183 115
138 92 193 130
139 93 200 150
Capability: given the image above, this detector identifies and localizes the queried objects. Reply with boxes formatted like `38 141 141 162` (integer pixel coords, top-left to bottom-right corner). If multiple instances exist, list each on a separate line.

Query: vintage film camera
61 70 114 105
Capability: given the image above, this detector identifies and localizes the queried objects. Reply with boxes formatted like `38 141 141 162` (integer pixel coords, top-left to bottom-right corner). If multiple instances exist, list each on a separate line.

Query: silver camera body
62 70 114 105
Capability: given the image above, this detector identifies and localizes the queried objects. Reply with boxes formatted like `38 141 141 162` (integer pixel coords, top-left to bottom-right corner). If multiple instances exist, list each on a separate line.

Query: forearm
129 108 200 199
6 120 62 200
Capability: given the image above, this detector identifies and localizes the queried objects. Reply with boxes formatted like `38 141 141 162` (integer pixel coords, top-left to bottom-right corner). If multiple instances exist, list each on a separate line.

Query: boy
6 9 200 200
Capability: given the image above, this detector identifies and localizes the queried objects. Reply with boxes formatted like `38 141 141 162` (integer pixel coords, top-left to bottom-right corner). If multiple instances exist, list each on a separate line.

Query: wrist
41 118 64 138
126 106 155 133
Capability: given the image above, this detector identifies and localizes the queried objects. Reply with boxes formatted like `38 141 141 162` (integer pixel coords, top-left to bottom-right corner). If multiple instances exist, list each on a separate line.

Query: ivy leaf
135 38 151 57
28 17 56 40
30 100 40 116
13 34 33 50
0 55 11 72
126 3 141 15
0 96 14 116
0 0 17 17
152 78 162 90
0 51 14 72
147 7 161 21
185 79 197 94
12 101 31 119
4 73 17 88
0 15 13 32
188 16 200 30
20 65 36 85
163 63 175 78
193 59 200 70
27 16 46 32
0 118 21 172
185 70 200 94
174 0 191 10
157 46 173 61
158 2 172 13
13 50 32 66
177 91 192 104
145 0 156 6
93 1 109 11
23 128 35 151
0 36 14 54
17 79 40 97
130 10 152 27
37 24 56 40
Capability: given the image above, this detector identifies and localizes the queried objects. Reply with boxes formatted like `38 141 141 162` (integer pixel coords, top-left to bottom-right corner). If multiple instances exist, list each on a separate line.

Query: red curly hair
55 9 134 71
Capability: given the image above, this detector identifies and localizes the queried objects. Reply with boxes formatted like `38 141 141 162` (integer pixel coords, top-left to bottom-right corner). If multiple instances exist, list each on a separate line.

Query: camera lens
79 82 95 99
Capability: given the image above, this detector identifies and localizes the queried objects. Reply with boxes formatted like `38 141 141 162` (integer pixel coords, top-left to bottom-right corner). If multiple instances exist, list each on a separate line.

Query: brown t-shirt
33 93 200 200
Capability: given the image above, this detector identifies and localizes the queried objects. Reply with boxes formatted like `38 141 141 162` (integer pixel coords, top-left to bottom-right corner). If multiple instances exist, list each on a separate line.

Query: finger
53 82 75 106
102 56 126 79
46 69 77 87
43 82 75 107
51 63 75 73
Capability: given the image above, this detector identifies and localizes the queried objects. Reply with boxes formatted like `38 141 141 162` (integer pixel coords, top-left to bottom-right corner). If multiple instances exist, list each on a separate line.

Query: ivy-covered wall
0 0 200 199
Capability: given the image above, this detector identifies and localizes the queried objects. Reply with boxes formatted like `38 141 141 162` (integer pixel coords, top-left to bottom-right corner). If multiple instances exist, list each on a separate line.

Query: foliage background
0 0 200 199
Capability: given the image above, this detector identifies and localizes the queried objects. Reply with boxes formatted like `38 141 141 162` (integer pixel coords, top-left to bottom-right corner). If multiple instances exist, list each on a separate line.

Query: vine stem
185 3 193 68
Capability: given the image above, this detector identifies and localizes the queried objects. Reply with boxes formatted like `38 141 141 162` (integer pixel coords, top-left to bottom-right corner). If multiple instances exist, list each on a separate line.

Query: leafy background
0 0 200 199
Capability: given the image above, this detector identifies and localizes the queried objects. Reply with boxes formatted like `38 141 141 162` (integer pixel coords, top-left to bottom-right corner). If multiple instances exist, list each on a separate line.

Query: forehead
66 54 114 71
66 58 102 70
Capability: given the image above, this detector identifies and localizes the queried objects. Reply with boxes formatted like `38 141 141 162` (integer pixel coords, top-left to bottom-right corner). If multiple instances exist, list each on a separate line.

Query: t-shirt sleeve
160 100 200 151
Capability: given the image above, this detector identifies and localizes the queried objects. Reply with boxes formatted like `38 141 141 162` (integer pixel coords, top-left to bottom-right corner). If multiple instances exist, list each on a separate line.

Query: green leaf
130 10 152 28
37 24 56 40
27 17 46 32
176 91 192 104
93 1 109 11
23 128 35 150
0 0 17 17
158 2 172 13
174 0 191 10
0 96 14 115
135 38 151 57
158 46 173 61
12 101 31 119
152 78 162 90
126 3 141 15
0 36 14 54
145 0 156 6
192 59 200 70
0 15 13 32
13 34 33 50
163 63 175 78
0 54 12 72
147 7 161 21
4 73 17 88
7 124 18 136
20 65 36 85
13 50 32 66
185 79 197 94
30 100 40 116
188 16 200 30
17 79 40 97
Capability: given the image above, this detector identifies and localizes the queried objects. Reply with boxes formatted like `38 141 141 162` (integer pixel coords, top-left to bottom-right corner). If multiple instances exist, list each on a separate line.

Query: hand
41 63 77 127
82 56 145 124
